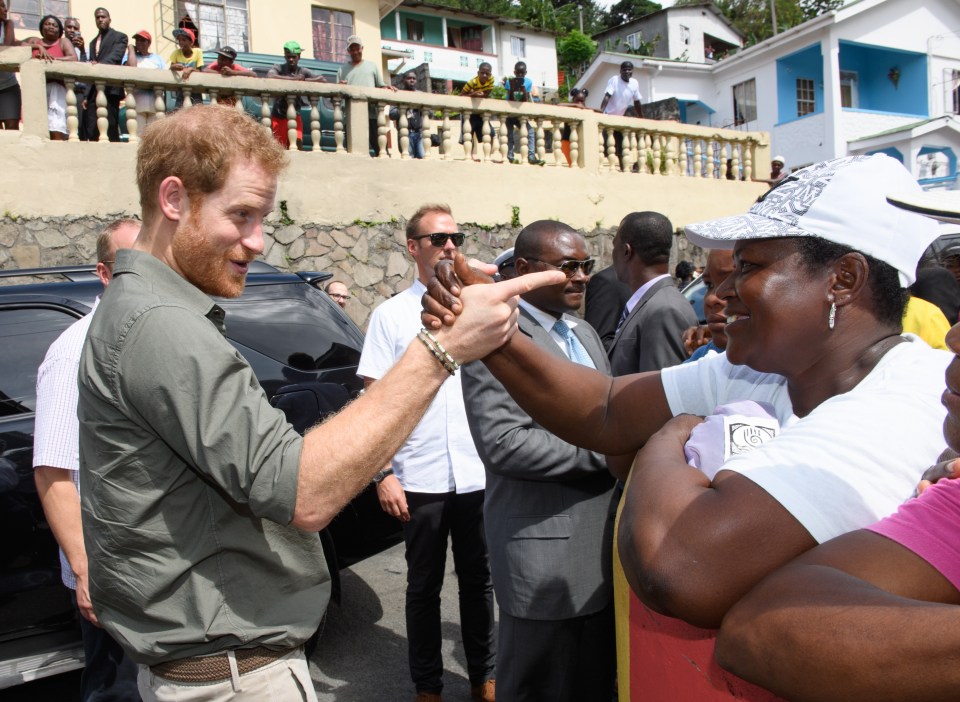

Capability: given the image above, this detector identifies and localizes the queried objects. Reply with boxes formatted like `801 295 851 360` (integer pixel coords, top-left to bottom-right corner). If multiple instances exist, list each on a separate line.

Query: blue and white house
576 0 960 187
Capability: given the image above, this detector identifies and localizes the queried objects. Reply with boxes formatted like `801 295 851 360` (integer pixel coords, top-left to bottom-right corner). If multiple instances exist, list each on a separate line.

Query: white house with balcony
379 0 559 93
575 3 741 124
593 1 744 64
577 0 960 187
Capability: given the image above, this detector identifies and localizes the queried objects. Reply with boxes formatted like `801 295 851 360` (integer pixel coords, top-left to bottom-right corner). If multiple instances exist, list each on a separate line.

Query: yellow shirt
168 48 204 69
902 296 951 350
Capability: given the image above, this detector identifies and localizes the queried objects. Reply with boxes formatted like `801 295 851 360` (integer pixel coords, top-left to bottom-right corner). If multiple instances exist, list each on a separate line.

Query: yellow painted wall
56 0 381 64
0 135 765 232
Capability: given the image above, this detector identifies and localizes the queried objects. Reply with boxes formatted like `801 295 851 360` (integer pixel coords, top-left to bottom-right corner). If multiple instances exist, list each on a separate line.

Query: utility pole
770 0 778 35
579 4 584 33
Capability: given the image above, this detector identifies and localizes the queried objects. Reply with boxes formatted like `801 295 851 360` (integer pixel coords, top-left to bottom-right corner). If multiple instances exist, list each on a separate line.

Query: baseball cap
886 190 960 225
346 34 363 48
771 154 786 165
133 29 152 42
172 27 195 43
216 45 237 61
684 154 940 287
283 40 302 54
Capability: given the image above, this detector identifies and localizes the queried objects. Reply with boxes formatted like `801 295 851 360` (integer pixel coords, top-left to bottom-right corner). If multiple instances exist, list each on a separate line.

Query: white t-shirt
660 336 950 543
357 280 485 494
123 52 167 113
603 75 642 116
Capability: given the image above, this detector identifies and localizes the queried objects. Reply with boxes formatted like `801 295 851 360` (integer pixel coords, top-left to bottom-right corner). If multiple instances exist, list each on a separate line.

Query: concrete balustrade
1 48 764 177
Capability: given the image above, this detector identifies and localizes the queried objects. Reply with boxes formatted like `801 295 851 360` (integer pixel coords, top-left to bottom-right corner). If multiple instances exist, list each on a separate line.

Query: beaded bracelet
417 328 459 375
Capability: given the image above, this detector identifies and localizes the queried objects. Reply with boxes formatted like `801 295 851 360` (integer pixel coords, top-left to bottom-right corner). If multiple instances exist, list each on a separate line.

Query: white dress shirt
623 273 672 316
358 281 485 494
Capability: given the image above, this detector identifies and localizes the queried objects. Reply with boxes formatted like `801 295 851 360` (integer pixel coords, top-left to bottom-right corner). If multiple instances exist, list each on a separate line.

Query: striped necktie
552 318 597 369
615 304 629 333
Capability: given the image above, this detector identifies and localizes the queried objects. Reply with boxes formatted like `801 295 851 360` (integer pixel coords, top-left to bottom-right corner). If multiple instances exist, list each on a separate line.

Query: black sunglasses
412 233 465 247
524 257 595 277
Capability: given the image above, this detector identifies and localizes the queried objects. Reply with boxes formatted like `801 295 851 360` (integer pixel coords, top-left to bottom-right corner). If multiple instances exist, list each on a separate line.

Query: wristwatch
373 468 394 484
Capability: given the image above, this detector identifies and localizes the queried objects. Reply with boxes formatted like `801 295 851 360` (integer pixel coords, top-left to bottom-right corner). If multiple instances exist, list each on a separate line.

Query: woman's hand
682 325 712 356
654 413 706 448
916 457 960 496
33 44 54 62
421 253 495 329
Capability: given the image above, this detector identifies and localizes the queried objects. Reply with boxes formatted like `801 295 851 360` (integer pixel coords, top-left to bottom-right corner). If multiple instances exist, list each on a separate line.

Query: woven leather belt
150 646 295 683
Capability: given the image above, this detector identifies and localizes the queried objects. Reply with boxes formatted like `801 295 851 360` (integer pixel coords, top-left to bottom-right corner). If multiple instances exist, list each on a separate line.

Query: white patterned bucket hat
685 154 940 286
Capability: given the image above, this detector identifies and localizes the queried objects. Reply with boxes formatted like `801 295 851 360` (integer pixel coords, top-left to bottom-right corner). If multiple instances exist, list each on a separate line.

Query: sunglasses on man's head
412 233 465 247
524 257 596 277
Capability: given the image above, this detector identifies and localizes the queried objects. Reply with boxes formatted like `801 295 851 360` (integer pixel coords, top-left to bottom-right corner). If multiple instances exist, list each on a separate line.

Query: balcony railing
1 47 767 178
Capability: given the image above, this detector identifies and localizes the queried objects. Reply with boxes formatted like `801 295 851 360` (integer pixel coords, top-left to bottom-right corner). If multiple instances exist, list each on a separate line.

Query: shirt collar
518 298 580 333
625 273 672 314
114 248 225 330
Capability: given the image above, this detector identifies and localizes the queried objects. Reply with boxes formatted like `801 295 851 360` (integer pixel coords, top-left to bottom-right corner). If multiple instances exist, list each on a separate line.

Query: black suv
0 262 402 689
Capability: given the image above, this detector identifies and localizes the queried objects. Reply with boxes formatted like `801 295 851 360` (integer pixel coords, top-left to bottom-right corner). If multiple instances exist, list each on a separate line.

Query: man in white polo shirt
358 204 496 702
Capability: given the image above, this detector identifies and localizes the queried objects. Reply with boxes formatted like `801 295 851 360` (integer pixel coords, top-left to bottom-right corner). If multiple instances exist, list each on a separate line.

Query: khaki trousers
138 648 317 702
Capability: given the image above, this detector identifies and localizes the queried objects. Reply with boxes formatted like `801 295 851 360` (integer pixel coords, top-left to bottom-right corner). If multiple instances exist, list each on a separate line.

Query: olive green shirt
78 249 329 665
341 59 385 120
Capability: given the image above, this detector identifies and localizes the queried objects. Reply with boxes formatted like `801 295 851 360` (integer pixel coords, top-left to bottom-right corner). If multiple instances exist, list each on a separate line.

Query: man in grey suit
584 265 630 352
462 221 617 701
607 211 698 376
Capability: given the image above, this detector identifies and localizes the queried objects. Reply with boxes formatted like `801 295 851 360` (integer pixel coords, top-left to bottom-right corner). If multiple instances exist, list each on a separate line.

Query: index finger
484 269 568 300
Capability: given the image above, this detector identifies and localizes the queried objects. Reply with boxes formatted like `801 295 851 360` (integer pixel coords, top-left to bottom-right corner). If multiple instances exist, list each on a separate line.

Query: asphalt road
313 541 498 701
0 542 497 702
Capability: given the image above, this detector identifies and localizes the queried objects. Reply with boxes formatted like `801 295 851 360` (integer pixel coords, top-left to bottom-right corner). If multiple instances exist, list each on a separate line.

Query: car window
220 297 361 371
682 276 707 323
0 308 78 416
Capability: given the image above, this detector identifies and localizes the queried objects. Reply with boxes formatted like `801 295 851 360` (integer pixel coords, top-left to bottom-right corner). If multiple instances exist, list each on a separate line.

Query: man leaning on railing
266 40 326 151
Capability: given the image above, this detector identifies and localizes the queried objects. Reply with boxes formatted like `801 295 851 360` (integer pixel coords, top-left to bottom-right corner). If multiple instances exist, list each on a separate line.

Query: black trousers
81 92 121 142
402 489 496 694
497 601 616 702
613 130 625 166
369 117 381 156
74 592 141 701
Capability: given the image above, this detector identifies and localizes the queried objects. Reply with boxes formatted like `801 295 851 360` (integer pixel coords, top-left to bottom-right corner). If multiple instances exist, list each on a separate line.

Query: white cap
684 154 940 286
772 155 786 165
886 190 960 225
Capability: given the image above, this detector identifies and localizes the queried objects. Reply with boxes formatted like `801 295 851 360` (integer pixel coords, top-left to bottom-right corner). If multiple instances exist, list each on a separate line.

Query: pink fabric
867 477 960 591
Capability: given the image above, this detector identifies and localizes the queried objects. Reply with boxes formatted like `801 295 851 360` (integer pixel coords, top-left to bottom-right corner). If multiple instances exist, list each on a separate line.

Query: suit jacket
608 277 698 376
87 28 128 99
461 310 616 621
584 266 631 352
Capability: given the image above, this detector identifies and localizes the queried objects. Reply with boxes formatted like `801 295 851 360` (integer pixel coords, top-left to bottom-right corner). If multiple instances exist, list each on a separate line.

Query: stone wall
0 215 705 329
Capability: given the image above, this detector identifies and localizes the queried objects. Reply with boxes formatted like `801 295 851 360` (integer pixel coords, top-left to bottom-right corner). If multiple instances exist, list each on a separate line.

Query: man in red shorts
266 40 325 150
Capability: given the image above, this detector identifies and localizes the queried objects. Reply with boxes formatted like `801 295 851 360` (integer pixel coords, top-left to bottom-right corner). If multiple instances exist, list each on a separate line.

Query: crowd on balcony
1 3 660 166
